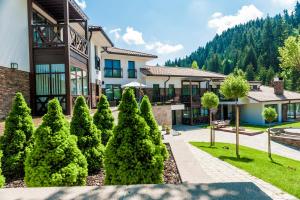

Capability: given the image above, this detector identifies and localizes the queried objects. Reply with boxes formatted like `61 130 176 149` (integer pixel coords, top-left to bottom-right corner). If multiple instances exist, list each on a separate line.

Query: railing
69 26 89 57
104 68 123 78
33 24 65 48
128 69 137 78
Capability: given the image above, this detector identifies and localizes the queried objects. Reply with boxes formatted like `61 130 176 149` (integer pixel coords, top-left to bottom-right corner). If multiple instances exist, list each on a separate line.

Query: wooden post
189 80 193 125
64 0 71 115
236 103 240 158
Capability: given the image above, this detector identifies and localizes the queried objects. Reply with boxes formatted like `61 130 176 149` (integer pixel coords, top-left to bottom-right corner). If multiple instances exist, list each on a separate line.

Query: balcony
104 68 123 78
32 24 89 58
128 69 137 78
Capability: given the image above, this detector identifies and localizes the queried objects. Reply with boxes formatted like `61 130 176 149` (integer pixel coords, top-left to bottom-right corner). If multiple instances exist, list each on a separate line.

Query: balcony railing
32 24 89 57
104 68 123 78
128 69 137 78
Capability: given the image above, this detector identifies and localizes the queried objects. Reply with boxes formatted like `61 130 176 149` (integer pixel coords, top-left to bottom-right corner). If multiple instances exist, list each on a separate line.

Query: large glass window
287 103 300 119
182 85 190 96
71 66 88 96
168 84 175 98
128 61 136 78
153 84 160 102
104 59 122 78
105 84 122 101
192 85 200 96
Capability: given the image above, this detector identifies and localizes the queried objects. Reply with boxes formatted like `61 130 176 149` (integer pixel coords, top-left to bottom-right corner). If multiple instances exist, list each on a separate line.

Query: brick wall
0 66 30 119
152 105 172 127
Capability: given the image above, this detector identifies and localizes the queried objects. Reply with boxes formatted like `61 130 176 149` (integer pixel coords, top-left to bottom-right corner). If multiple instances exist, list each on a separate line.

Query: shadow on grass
218 156 254 163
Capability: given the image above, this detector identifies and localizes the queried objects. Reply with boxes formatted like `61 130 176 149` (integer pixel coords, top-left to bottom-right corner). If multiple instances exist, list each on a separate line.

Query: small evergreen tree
0 92 33 179
71 96 104 173
0 151 5 187
140 96 168 160
25 99 88 187
104 88 164 185
93 95 114 146
246 64 255 81
191 60 199 69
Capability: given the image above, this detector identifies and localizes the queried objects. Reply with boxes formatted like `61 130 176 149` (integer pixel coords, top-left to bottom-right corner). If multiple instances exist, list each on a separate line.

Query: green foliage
220 75 250 100
246 64 255 81
262 107 278 123
191 60 199 69
0 151 5 187
233 68 246 79
201 92 219 109
71 96 104 173
93 95 114 146
0 92 33 179
25 99 88 187
140 96 168 160
279 36 300 70
104 88 164 185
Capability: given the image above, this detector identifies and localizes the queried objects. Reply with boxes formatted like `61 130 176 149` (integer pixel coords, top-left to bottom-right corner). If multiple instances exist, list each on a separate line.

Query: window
168 84 175 98
71 67 88 96
104 59 122 78
287 103 300 119
128 61 136 78
95 46 100 70
105 85 122 101
153 84 160 102
182 85 190 96
201 108 209 116
192 85 200 96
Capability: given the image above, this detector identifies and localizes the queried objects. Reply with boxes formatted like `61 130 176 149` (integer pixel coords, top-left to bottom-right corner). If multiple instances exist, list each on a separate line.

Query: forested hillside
165 2 300 91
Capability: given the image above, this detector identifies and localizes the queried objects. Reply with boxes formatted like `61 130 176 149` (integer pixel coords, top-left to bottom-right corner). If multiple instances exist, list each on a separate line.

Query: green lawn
190 142 300 198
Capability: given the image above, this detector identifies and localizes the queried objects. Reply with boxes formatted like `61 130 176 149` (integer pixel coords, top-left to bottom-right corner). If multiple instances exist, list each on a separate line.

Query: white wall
240 103 265 125
0 0 29 72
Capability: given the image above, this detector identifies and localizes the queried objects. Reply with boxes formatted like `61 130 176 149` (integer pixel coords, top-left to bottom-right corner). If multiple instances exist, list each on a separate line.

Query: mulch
4 143 181 188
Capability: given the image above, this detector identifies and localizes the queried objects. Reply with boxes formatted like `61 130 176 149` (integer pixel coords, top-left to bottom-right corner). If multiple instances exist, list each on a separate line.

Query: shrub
104 88 164 185
0 151 5 187
0 92 33 179
71 96 104 173
140 95 168 160
93 95 114 146
25 99 88 187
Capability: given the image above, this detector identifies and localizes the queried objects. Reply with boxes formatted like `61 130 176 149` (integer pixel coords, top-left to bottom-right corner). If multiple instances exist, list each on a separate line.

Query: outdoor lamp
11 62 18 70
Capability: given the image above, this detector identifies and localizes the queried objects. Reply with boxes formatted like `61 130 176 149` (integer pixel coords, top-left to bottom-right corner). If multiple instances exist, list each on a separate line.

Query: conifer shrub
140 95 168 160
93 95 114 146
0 151 5 187
104 88 164 185
0 92 34 179
25 99 88 187
71 96 105 173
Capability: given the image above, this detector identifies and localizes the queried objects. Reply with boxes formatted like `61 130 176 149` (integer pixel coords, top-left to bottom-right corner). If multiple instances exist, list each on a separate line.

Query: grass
190 142 300 198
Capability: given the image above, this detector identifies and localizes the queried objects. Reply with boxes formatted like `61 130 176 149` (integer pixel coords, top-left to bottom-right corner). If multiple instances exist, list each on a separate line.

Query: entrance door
172 110 177 125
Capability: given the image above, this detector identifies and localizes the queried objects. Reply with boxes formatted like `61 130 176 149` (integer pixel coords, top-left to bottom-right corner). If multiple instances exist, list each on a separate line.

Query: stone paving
164 126 299 200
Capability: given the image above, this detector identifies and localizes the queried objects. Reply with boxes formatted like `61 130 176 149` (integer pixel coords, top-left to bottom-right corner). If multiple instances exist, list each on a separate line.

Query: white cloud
75 0 87 10
145 42 183 54
109 28 121 41
271 0 297 8
208 5 263 34
122 27 145 45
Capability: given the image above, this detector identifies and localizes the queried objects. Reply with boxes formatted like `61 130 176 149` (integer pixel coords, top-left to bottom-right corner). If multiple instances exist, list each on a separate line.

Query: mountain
165 2 300 91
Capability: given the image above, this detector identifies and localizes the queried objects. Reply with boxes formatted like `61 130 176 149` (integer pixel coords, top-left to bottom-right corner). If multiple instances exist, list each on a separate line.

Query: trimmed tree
0 92 33 179
262 107 278 159
93 95 114 146
140 95 168 160
25 99 88 187
220 75 250 158
0 151 5 187
104 88 164 185
71 96 105 173
201 92 219 146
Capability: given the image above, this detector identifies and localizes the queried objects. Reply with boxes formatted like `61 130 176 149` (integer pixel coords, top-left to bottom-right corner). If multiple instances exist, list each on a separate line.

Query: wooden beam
64 0 71 115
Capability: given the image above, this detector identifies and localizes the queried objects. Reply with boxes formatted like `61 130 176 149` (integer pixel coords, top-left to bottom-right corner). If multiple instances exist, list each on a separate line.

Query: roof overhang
89 26 114 47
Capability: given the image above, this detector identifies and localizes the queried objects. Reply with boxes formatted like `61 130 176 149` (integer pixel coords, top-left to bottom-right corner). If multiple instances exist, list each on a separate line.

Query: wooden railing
69 26 89 57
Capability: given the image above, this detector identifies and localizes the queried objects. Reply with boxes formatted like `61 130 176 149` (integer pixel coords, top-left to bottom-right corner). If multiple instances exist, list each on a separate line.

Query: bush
71 96 104 173
0 151 5 187
104 88 164 185
93 95 114 146
140 95 168 160
0 92 33 179
25 99 88 187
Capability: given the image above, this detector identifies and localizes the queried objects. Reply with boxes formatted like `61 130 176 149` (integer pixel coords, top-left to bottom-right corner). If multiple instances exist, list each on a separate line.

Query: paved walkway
164 127 299 200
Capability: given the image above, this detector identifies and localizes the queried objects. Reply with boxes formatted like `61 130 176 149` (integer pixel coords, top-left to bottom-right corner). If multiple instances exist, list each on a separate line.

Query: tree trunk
268 124 272 159
210 111 213 146
236 103 240 158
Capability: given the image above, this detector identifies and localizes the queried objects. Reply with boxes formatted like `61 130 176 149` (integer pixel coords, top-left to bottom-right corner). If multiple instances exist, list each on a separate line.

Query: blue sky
76 0 298 65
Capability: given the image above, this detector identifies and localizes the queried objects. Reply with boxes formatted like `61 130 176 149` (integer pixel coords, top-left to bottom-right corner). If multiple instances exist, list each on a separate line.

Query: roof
103 47 158 58
89 26 114 47
140 66 226 79
247 86 300 102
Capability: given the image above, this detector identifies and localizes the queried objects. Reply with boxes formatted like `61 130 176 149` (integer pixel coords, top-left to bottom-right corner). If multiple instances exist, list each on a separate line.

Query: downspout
164 76 171 103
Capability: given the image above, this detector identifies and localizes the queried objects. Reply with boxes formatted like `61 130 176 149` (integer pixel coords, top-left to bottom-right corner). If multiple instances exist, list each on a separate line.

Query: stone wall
152 105 172 127
0 66 30 119
271 135 300 148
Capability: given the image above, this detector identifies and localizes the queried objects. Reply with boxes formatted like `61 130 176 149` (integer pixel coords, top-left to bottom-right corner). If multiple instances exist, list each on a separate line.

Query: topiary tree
104 88 164 185
93 95 114 146
140 95 168 160
25 99 88 187
220 75 250 158
201 92 219 146
0 151 5 187
0 92 33 179
71 96 105 173
262 107 278 159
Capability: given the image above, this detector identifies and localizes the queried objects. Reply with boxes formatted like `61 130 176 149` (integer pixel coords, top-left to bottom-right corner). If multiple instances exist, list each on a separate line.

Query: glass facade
105 85 122 101
71 66 88 96
288 103 300 120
